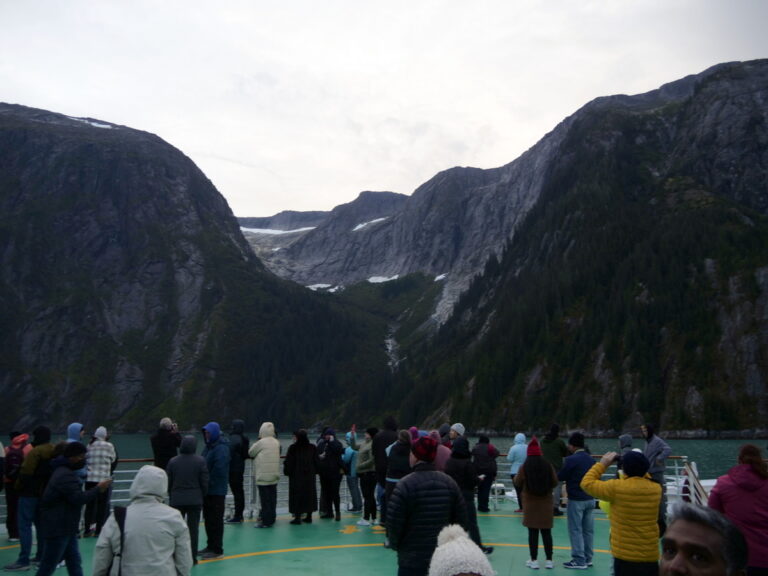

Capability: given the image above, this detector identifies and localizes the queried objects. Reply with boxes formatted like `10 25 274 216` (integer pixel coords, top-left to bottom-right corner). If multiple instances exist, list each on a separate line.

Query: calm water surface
97 433 767 480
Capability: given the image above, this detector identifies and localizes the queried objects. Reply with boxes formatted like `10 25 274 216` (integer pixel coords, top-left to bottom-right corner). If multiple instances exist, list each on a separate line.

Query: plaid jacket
86 440 116 482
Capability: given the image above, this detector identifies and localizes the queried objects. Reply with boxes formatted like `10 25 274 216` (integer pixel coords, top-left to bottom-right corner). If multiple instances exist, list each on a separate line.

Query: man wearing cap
387 435 469 576
580 450 661 576
84 426 116 536
558 432 595 569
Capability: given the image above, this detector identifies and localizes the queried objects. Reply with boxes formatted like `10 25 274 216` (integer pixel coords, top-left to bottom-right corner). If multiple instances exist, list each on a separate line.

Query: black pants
528 528 553 561
613 557 659 576
257 484 277 526
319 475 341 517
84 482 111 534
174 505 201 563
462 490 483 547
477 474 494 511
203 495 225 554
360 472 378 521
229 473 245 520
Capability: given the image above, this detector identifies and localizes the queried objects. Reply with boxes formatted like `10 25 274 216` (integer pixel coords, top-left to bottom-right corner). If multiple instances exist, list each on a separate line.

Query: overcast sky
2 1 767 217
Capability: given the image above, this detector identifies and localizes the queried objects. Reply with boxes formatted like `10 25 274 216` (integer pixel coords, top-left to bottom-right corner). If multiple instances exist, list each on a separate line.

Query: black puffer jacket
386 462 469 571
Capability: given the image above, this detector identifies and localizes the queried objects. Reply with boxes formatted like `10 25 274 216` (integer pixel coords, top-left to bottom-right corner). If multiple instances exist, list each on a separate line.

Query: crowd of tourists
1 418 767 576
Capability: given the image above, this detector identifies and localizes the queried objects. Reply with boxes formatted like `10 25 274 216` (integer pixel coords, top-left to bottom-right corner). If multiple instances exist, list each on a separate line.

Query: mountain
242 59 768 433
0 104 393 432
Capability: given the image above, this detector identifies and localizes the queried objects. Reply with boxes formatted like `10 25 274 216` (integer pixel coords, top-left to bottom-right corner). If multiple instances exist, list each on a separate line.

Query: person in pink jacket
708 444 768 574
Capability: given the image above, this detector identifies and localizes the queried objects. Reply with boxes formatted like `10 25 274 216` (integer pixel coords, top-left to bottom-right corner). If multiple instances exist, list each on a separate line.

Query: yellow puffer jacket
580 462 661 562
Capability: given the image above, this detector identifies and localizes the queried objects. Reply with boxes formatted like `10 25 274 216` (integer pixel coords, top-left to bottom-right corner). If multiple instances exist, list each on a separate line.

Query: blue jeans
35 535 82 576
345 476 362 511
567 498 594 566
16 496 40 565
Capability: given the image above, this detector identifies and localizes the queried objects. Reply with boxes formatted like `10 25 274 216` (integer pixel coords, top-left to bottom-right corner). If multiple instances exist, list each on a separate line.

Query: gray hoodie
93 466 192 576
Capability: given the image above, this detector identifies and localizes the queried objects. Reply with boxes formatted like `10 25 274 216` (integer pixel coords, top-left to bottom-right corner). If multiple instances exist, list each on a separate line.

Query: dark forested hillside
393 61 768 433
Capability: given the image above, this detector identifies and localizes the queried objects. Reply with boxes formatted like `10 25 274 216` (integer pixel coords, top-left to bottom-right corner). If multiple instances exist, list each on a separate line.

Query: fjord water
101 434 766 480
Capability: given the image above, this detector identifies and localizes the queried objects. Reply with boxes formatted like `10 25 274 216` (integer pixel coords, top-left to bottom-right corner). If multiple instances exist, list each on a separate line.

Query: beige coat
248 422 281 485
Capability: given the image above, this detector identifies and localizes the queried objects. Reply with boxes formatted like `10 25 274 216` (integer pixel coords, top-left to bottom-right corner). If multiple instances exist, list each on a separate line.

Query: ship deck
1 502 614 575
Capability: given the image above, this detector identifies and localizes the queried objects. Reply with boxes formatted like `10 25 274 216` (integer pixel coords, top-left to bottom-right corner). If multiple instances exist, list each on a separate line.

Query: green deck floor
0 506 614 575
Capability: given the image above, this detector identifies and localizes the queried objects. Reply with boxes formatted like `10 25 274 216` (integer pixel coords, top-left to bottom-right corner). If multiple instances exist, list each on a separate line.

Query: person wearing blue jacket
343 428 362 513
199 422 230 560
507 433 527 512
558 432 595 569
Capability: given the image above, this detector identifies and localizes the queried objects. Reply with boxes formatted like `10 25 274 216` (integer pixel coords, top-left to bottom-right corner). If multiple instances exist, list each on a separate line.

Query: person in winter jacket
445 437 493 555
387 435 469 576
151 418 182 471
373 416 399 522
471 435 499 513
616 434 634 478
226 419 249 523
36 442 111 576
4 432 31 542
284 429 319 524
641 423 671 535
558 432 595 569
514 437 558 570
84 426 117 536
4 426 56 571
93 465 192 576
199 422 230 560
356 427 378 526
581 450 661 576
248 421 281 528
507 432 527 512
167 435 208 564
708 444 768 573
542 424 568 517
384 430 413 541
316 427 344 521
342 427 362 513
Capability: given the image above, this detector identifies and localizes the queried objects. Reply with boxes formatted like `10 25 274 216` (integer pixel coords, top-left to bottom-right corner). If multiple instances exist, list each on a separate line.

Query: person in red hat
387 435 469 576
514 436 559 570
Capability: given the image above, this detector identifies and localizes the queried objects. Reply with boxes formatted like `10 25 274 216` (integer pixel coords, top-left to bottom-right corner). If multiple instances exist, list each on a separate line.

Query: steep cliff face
396 60 768 432
0 104 391 431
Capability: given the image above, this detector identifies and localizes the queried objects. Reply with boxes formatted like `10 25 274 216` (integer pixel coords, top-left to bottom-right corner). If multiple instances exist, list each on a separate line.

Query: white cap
428 525 495 576
94 426 108 440
450 423 465 436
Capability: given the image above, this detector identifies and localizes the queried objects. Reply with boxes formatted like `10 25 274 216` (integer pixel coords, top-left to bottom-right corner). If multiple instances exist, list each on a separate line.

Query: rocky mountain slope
0 104 391 431
244 61 768 327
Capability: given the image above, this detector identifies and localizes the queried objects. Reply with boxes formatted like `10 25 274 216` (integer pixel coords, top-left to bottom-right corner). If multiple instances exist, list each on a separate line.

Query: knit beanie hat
366 427 379 438
411 435 438 462
428 525 496 576
94 426 108 440
527 436 543 457
409 426 420 443
450 423 466 436
622 450 650 478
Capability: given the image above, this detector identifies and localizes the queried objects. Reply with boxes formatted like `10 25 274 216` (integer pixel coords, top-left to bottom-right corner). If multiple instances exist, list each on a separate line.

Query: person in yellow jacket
580 450 661 576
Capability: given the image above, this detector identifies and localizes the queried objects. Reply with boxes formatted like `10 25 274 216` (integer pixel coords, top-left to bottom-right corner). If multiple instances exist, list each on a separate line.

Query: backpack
4 446 24 481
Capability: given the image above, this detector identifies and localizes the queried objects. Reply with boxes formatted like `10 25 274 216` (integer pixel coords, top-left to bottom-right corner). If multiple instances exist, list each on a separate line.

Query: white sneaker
545 560 554 569
526 560 540 570
357 519 370 526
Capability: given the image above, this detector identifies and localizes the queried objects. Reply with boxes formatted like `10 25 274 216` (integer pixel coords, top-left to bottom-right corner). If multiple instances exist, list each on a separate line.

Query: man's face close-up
660 519 730 576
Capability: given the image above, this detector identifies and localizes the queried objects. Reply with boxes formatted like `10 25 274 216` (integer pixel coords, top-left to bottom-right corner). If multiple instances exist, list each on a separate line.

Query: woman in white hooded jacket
248 422 281 528
93 465 192 576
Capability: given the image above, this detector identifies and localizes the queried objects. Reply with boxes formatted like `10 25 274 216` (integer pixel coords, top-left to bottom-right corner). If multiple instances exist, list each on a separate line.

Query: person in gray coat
166 436 209 564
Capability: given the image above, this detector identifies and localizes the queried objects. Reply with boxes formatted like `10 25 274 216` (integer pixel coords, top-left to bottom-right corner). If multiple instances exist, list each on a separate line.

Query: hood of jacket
51 454 71 470
230 419 245 435
67 422 84 442
619 434 633 450
11 433 30 449
259 422 276 439
726 463 767 492
451 437 471 458
514 433 526 445
129 465 168 501
203 422 221 445
180 435 198 455
32 426 51 446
